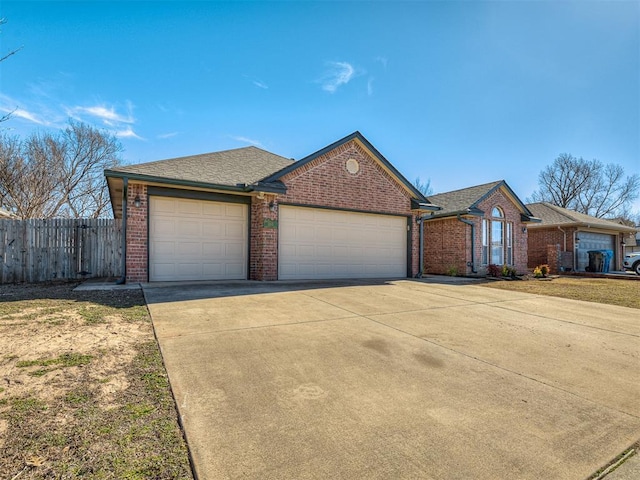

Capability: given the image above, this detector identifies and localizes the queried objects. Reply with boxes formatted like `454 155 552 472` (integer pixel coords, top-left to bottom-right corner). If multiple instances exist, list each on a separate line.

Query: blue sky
1 1 639 213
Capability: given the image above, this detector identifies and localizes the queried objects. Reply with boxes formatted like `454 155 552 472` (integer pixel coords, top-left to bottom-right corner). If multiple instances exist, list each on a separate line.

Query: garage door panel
279 206 407 280
152 219 175 236
152 263 175 278
177 220 201 236
225 243 244 256
226 223 245 238
177 263 202 277
202 203 224 216
153 241 175 256
224 263 245 276
202 223 223 237
177 201 202 216
176 242 201 256
153 197 176 214
150 196 247 281
202 242 223 256
225 204 245 217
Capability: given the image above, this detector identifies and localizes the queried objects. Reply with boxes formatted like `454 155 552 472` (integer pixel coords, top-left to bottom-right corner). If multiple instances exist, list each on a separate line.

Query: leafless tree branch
0 121 122 218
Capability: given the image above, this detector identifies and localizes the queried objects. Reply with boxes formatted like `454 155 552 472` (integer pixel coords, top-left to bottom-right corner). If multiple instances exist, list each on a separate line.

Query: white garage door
279 206 407 280
149 196 248 281
577 231 615 271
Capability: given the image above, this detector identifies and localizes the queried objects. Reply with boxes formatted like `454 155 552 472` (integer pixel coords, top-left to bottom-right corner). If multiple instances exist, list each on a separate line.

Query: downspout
557 226 567 251
416 216 425 278
457 214 477 274
115 177 128 284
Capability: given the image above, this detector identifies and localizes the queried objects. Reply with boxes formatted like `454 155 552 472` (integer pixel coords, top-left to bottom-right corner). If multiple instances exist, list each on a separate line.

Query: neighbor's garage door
278 205 407 280
149 196 247 281
576 231 615 271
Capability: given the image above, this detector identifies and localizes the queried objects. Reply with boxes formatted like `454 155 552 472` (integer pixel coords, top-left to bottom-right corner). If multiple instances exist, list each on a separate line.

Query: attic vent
345 158 360 175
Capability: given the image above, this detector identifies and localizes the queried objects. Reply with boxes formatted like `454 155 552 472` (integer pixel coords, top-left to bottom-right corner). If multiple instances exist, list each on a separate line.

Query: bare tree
414 176 433 196
529 154 639 218
0 18 23 123
0 121 122 218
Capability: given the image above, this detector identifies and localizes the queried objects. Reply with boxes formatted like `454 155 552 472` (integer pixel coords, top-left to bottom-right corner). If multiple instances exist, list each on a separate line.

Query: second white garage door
149 196 248 281
278 206 407 280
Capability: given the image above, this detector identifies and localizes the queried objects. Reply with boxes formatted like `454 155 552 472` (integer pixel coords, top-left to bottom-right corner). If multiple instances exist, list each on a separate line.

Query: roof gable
427 180 536 220
262 131 427 201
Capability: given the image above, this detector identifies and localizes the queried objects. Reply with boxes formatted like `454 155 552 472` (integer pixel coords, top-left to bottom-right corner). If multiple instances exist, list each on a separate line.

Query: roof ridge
431 179 503 197
117 145 289 170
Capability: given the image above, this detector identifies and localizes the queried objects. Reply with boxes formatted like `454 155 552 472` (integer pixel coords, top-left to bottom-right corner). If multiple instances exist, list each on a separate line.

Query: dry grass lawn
0 283 193 480
480 276 640 310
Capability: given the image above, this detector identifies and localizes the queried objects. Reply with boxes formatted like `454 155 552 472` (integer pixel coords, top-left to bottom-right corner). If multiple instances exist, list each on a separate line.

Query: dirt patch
0 282 193 479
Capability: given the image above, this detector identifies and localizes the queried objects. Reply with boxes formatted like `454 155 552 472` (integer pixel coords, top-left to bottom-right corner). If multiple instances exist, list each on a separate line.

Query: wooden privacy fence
0 218 122 284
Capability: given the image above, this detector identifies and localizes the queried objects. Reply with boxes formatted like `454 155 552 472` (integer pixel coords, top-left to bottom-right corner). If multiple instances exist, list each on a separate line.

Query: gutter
457 214 477 274
104 171 287 195
115 177 128 285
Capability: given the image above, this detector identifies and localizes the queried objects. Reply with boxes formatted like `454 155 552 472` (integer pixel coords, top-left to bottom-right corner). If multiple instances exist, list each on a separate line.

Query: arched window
482 206 513 266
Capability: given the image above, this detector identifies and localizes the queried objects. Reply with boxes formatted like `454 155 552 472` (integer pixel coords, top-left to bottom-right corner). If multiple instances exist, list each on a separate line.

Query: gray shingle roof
108 146 294 187
427 181 504 216
526 202 637 232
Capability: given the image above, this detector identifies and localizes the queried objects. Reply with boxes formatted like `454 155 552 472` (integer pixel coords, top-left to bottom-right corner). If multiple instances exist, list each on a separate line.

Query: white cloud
321 61 357 93
11 108 48 125
157 131 179 139
1 84 142 140
69 104 134 125
253 80 268 89
230 135 265 149
115 126 143 140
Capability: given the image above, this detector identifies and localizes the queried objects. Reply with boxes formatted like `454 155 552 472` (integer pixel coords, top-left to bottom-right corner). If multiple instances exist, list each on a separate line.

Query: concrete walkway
143 279 640 480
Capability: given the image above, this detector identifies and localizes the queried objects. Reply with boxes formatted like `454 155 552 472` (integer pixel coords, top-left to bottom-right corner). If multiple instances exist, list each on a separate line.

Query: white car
623 252 640 275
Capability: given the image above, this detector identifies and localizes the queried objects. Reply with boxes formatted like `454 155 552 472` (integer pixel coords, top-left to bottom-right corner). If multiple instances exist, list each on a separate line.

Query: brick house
105 132 438 282
422 181 539 276
526 202 637 273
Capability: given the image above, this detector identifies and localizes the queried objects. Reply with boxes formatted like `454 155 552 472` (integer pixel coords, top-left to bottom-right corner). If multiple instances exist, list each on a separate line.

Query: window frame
482 206 514 266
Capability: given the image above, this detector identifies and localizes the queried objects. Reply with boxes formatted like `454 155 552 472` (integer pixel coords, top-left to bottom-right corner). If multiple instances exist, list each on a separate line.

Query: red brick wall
423 187 530 276
528 227 576 269
126 183 148 283
423 218 469 275
278 141 412 214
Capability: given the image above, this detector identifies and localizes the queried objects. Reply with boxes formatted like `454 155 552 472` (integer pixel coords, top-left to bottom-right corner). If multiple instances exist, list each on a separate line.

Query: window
482 219 488 265
506 222 513 265
482 206 514 266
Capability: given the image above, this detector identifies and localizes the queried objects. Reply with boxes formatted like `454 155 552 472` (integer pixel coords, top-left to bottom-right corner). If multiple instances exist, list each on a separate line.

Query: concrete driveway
143 278 640 480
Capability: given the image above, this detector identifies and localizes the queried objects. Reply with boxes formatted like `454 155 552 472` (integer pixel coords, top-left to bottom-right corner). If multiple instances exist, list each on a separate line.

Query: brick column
250 195 278 280
546 244 560 274
126 183 148 283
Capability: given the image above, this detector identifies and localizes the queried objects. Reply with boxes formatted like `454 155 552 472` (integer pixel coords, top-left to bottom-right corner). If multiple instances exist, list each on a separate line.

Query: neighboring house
526 202 637 272
105 132 438 283
422 180 539 276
